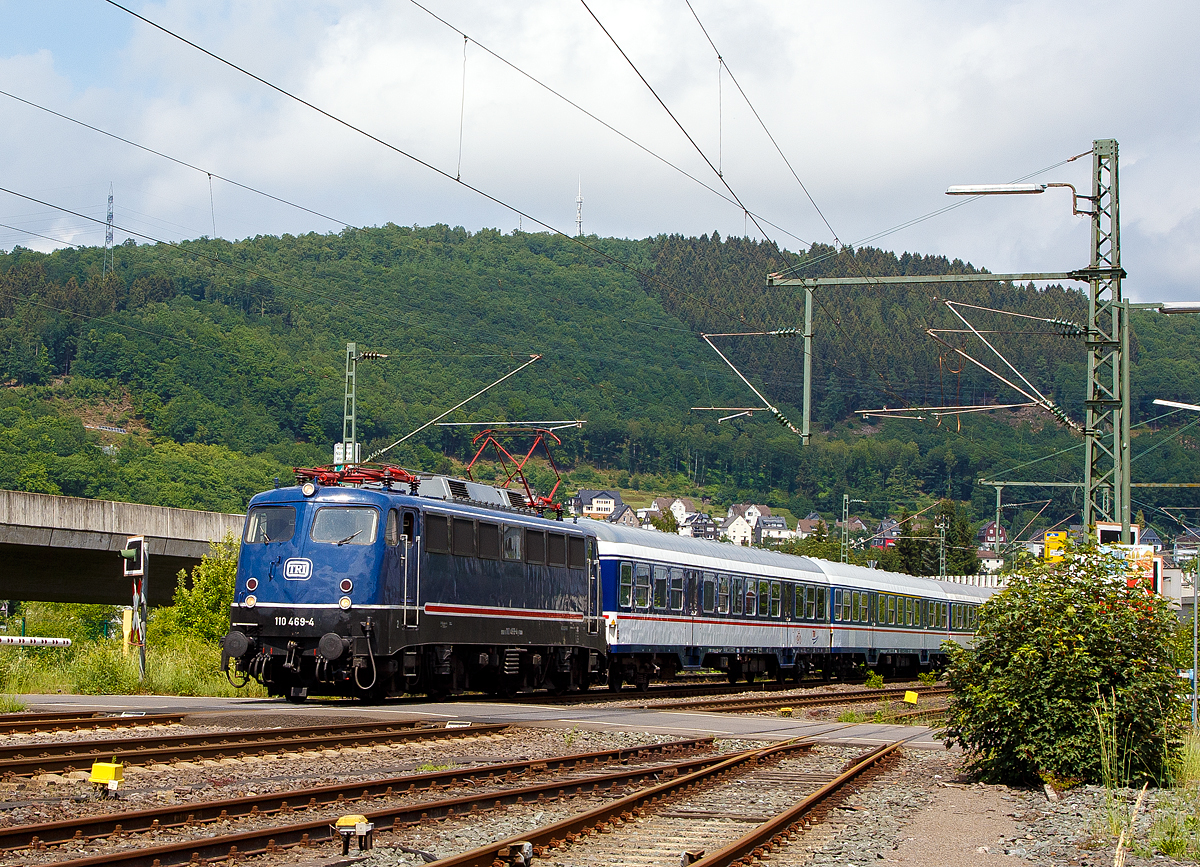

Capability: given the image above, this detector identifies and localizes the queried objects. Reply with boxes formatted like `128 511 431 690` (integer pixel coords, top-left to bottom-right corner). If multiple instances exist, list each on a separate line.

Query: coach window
907 597 914 627
718 575 730 614
860 592 870 623
843 590 853 623
453 518 475 556
653 566 668 610
478 522 501 560
806 586 817 621
732 578 743 615
548 533 567 567
670 570 685 611
817 587 829 621
425 515 450 553
702 573 716 613
757 580 770 618
503 525 522 561
526 529 546 564
634 564 651 609
832 589 841 622
568 536 586 570
887 595 896 625
878 595 887 623
770 582 781 618
850 591 860 623
619 562 633 608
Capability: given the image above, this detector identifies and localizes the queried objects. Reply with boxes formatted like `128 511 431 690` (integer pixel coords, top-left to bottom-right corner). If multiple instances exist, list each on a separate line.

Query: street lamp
1153 396 1200 728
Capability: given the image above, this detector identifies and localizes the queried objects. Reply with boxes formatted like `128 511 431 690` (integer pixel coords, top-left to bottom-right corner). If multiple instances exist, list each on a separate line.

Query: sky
0 0 1198 300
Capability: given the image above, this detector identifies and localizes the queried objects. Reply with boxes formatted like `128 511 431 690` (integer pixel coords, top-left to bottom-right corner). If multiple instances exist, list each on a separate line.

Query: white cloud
0 0 1197 297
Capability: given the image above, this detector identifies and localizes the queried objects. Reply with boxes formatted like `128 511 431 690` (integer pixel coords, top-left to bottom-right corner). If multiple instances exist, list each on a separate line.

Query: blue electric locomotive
221 471 605 701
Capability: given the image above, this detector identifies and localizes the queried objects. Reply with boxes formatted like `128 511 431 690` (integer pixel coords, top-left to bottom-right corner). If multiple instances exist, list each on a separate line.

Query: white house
721 514 753 547
753 515 794 545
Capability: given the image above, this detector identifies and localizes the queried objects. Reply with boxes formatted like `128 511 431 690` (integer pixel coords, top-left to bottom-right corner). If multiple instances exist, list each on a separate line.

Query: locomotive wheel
607 670 624 691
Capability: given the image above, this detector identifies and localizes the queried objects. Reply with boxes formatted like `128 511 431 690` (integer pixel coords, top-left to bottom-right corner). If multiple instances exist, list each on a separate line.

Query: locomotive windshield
310 506 378 546
244 506 296 544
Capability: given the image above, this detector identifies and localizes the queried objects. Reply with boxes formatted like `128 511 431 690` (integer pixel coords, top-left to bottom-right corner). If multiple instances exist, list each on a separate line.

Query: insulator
1049 318 1084 338
771 327 799 336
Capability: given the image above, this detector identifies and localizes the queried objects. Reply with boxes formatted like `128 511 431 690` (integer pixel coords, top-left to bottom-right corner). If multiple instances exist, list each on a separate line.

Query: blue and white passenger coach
590 522 992 688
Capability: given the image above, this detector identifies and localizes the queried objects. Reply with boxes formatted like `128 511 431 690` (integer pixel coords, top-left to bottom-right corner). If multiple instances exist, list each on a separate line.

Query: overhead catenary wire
100 0 756 331
578 0 771 242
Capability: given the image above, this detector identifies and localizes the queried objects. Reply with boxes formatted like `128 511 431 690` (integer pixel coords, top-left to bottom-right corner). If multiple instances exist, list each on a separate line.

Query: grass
0 695 27 713
837 709 867 723
0 637 267 698
1133 732 1200 859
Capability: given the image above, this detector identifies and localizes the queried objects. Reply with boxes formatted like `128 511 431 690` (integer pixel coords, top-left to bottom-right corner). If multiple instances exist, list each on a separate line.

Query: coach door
401 510 420 627
586 536 600 634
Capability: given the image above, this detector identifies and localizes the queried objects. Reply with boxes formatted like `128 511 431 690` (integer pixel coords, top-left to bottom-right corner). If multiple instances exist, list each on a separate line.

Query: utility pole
993 484 1004 553
841 494 866 563
337 343 388 468
936 514 949 578
802 286 813 445
1081 139 1128 540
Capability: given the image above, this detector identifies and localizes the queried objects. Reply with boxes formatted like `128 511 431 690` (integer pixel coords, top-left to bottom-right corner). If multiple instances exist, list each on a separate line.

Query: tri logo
284 558 313 580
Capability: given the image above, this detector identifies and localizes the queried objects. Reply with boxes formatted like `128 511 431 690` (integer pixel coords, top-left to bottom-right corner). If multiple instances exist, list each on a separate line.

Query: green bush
864 669 884 689
149 533 237 646
941 543 1184 786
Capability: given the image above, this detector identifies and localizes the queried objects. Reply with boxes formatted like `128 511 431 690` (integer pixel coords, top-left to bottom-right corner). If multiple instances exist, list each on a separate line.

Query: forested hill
1 225 1199 539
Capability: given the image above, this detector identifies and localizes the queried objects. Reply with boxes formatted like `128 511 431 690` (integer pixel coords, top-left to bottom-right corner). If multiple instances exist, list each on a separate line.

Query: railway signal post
119 535 147 680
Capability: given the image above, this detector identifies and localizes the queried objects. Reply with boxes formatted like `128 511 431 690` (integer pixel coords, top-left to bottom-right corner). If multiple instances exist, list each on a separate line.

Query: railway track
424 738 902 867
0 711 187 735
0 719 507 776
30 738 732 867
2 736 713 854
642 685 952 713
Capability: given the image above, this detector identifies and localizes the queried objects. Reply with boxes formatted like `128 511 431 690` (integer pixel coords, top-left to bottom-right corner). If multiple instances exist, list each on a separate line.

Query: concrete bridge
0 490 244 605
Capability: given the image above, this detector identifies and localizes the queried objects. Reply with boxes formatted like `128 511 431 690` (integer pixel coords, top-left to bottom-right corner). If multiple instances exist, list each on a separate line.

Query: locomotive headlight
244 595 257 608
338 596 352 610
301 482 316 497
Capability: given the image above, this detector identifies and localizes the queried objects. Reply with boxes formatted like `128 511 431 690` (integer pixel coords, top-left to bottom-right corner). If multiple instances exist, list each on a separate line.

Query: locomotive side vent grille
447 479 470 500
506 490 527 508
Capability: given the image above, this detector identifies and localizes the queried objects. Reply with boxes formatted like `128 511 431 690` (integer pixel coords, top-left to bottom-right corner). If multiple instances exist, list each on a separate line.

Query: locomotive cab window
403 511 415 542
310 506 378 546
244 505 296 544
525 529 546 564
426 515 450 553
568 536 586 570
619 562 633 608
503 525 522 561
478 522 501 560
385 510 401 546
548 533 567 567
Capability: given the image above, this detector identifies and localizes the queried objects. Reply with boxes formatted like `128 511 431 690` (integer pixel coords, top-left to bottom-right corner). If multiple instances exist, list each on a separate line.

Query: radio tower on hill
103 184 114 275
575 180 583 237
